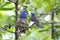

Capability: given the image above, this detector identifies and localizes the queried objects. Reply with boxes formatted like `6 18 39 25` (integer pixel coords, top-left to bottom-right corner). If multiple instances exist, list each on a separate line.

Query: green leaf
1 2 11 8
0 7 15 10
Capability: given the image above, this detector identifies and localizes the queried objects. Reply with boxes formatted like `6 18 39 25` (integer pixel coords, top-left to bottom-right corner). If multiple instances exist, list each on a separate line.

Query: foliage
0 0 60 40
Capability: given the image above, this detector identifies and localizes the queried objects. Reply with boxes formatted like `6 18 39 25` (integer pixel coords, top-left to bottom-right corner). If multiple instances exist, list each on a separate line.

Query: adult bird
30 12 44 28
15 10 28 33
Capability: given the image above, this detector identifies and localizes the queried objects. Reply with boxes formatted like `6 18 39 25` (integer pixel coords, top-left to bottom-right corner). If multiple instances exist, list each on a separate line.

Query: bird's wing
31 16 40 23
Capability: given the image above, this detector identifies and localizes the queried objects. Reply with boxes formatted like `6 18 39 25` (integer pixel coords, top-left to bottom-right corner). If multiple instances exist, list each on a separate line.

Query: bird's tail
36 23 44 28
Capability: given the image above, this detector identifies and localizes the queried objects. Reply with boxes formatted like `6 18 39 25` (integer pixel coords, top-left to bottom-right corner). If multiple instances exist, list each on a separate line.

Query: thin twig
8 0 16 3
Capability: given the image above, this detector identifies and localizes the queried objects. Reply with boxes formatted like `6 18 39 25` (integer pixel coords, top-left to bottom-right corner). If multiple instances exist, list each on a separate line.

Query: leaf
0 7 15 10
54 25 60 28
1 2 11 8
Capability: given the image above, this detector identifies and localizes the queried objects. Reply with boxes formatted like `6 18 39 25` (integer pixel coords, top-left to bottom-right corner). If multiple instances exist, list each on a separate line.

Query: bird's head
31 13 36 17
20 10 27 19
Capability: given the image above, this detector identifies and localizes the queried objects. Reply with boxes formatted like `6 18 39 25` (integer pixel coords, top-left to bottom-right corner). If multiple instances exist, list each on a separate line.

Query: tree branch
8 0 16 3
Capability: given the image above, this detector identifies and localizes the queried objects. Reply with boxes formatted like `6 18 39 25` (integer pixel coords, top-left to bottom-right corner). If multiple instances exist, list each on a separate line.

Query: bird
30 12 44 28
15 10 28 33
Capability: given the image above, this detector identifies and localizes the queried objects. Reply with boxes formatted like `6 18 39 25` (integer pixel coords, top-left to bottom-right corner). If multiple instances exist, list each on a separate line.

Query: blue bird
20 10 27 19
16 10 28 33
30 13 44 28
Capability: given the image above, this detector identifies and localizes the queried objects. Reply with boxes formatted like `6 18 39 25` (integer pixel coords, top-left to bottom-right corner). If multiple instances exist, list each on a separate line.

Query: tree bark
51 10 55 39
15 0 18 40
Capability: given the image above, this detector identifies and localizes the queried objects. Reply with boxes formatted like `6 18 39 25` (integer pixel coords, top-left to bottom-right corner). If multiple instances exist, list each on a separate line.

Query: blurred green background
0 0 60 40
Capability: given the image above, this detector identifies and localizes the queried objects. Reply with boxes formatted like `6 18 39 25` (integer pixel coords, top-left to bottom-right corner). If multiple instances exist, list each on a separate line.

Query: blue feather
20 10 27 19
31 13 36 17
